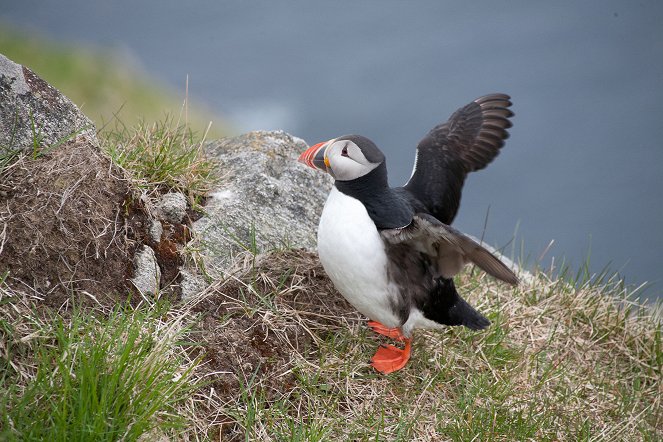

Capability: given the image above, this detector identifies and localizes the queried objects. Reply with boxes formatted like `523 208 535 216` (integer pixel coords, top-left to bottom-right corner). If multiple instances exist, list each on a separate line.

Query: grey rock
131 245 161 296
157 192 188 224
148 220 163 243
193 130 332 276
0 53 96 157
179 269 208 301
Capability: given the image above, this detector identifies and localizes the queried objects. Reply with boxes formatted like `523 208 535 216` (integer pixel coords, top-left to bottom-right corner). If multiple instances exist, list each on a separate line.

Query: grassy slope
2 248 660 441
183 251 662 441
0 25 228 138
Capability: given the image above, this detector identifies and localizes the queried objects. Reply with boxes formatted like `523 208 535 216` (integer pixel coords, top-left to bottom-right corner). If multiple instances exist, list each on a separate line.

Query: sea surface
2 0 662 300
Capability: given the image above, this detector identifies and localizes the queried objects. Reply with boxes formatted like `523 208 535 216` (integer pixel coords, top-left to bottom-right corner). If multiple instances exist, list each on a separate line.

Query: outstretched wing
380 213 518 285
403 94 513 224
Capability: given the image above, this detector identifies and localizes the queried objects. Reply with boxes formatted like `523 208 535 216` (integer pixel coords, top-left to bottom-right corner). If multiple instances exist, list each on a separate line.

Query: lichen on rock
131 245 161 296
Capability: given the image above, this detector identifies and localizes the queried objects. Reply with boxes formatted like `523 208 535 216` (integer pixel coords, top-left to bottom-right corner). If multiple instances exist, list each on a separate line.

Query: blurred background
1 0 661 301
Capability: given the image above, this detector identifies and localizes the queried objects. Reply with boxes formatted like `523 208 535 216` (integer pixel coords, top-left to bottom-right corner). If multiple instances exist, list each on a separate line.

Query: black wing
402 94 513 224
380 213 519 285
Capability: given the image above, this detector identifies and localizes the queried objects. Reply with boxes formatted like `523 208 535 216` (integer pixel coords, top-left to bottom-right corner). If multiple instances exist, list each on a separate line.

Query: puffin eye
341 146 349 157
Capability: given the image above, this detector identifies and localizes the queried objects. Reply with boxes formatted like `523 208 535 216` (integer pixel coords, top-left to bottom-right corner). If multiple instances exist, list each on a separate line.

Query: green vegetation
0 24 227 138
0 291 200 441
102 117 222 203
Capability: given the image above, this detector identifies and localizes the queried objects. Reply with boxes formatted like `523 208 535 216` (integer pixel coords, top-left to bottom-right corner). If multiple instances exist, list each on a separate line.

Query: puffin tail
422 277 491 330
452 296 491 330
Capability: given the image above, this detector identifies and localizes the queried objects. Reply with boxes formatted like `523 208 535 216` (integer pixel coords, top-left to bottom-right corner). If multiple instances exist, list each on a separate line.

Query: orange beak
298 141 329 171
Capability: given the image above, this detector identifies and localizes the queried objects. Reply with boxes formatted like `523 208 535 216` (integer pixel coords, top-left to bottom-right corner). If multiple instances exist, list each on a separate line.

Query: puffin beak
298 141 330 171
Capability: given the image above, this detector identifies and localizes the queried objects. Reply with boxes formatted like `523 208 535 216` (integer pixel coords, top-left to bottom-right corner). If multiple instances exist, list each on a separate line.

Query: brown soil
0 139 143 306
187 249 360 437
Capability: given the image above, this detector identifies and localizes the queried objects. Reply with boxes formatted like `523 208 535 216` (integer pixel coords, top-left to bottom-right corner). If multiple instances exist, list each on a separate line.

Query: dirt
0 137 202 306
0 136 354 391
190 249 357 389
0 139 144 306
188 249 359 437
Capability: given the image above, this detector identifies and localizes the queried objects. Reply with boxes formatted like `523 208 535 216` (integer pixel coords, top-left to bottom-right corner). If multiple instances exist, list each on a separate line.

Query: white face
325 139 380 181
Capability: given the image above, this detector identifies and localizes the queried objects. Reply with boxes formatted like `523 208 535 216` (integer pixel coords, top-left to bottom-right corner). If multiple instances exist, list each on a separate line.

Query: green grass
0 24 227 138
101 116 222 203
0 296 200 442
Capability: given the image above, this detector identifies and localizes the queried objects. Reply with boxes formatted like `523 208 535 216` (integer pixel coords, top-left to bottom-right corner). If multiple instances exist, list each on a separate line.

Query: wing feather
381 214 519 285
403 93 514 224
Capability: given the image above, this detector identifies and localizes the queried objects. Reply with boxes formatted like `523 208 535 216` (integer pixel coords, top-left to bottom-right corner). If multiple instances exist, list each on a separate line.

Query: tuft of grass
101 117 222 204
0 290 201 442
0 150 19 175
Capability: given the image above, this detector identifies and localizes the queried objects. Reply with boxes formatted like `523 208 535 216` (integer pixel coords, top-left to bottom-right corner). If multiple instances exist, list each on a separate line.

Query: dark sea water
2 0 662 300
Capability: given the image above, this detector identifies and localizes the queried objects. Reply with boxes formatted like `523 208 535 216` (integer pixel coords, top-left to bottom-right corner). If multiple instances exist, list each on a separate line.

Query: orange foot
367 320 405 340
370 338 412 374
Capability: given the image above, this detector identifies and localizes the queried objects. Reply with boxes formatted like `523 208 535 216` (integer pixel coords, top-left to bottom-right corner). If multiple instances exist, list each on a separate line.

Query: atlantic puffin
298 93 518 374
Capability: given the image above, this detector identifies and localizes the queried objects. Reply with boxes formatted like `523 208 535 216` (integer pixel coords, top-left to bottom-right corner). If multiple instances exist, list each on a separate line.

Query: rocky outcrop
0 53 330 303
192 131 331 278
0 54 96 157
0 54 142 304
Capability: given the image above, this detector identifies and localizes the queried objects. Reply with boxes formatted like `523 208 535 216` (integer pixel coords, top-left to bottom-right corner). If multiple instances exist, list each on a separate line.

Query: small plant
102 116 221 204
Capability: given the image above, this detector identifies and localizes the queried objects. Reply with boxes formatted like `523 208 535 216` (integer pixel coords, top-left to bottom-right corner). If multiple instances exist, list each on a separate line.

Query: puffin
298 93 518 374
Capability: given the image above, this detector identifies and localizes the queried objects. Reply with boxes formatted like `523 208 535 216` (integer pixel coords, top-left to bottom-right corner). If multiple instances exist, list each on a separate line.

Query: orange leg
370 338 412 374
367 320 405 340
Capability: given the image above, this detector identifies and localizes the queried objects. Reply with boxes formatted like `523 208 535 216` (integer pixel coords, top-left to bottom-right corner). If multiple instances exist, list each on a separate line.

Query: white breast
317 187 401 328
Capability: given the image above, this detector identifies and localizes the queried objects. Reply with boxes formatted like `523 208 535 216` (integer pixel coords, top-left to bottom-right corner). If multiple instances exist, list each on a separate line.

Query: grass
179 248 662 441
101 116 222 204
2 109 660 439
0 24 227 138
1 172 660 441
0 107 220 439
0 286 201 441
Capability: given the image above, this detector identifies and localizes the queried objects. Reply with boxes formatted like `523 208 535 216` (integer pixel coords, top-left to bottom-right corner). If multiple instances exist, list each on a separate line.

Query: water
2 0 662 300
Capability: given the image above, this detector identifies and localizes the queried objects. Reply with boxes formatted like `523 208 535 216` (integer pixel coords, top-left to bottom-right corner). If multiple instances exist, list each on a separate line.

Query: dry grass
0 138 137 305
1 244 660 440
175 250 662 441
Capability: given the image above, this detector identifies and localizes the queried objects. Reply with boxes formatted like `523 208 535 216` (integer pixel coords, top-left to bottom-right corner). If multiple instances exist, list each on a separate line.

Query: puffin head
298 135 385 181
